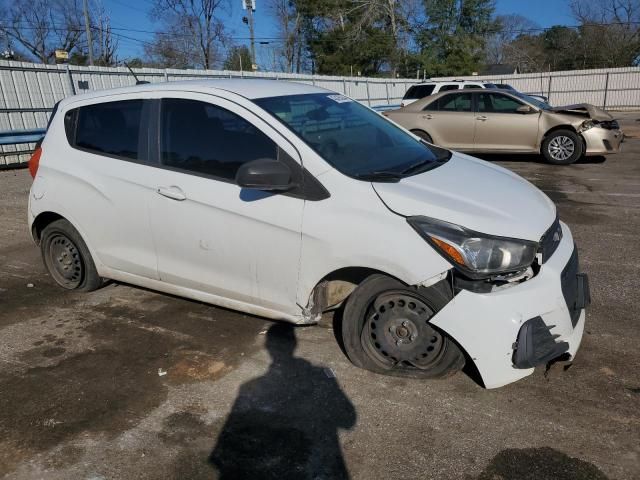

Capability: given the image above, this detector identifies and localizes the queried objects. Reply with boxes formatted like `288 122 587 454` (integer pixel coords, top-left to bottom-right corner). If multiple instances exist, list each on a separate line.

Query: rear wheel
411 130 433 143
41 219 102 292
542 129 583 165
341 274 465 378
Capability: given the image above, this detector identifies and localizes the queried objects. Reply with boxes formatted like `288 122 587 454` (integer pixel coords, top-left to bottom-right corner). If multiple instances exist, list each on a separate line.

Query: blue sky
104 0 575 65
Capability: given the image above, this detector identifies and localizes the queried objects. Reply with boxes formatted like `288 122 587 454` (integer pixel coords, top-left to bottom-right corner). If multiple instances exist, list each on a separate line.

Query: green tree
416 0 499 76
223 45 253 71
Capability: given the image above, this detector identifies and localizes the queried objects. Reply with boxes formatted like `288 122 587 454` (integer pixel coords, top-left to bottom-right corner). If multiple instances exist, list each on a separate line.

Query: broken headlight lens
407 216 538 279
578 119 595 132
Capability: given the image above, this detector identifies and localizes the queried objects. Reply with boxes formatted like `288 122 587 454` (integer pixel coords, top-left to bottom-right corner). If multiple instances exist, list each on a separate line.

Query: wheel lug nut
410 334 417 341
396 340 402 346
402 321 408 327
389 326 394 333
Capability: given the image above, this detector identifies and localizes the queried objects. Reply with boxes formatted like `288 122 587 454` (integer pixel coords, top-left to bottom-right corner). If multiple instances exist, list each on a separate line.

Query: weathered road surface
1 114 639 480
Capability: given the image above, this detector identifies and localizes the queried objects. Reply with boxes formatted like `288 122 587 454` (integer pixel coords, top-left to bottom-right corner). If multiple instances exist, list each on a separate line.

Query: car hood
550 103 613 121
372 152 556 241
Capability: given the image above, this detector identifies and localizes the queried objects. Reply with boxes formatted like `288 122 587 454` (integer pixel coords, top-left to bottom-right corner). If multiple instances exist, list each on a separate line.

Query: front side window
75 100 143 160
160 99 277 180
477 93 524 113
256 93 450 181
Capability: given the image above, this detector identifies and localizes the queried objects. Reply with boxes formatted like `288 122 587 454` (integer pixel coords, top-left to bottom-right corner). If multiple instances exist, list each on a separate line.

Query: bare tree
0 0 86 63
93 3 118 66
570 0 640 67
486 14 539 64
148 0 229 69
267 0 305 72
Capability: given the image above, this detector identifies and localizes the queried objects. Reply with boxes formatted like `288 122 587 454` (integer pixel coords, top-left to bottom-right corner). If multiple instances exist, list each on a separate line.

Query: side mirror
236 158 293 191
516 105 534 114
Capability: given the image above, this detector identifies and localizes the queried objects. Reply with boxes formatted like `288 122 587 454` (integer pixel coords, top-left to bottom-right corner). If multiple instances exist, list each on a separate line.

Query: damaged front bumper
430 222 589 389
582 126 624 155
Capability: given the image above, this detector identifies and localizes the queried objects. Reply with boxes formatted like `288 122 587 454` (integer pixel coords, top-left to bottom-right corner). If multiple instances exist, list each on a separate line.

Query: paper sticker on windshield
327 94 352 103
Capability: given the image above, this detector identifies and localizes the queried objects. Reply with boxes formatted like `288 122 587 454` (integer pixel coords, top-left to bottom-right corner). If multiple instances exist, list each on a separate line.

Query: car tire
40 219 103 292
341 274 465 379
542 129 584 165
411 130 433 143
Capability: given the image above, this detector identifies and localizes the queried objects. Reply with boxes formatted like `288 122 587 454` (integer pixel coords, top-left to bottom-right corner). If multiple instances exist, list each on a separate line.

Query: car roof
410 80 483 85
398 88 529 112
57 79 331 107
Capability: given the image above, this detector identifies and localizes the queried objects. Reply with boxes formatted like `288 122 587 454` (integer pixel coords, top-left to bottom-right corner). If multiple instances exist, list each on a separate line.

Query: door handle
157 185 186 201
422 114 433 120
476 115 488 121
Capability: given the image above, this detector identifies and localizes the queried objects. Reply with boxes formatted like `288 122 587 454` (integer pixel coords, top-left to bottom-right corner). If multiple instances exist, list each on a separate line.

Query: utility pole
82 0 94 65
242 0 256 70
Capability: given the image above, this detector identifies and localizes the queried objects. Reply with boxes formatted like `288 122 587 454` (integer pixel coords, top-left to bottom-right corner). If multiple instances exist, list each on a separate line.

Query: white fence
434 66 640 110
1 61 639 166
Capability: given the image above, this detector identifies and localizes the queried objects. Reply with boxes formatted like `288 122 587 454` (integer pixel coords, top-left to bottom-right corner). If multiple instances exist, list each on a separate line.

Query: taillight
28 146 42 178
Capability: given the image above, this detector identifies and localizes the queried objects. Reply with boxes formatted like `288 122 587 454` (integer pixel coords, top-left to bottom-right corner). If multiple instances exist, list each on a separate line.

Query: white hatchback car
28 80 590 388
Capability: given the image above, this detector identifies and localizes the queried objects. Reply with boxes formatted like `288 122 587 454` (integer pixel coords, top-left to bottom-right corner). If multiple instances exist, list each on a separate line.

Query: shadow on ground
208 323 357 479
475 447 609 480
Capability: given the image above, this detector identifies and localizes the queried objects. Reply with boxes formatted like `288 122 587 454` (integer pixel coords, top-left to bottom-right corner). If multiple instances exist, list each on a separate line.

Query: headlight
407 216 538 279
578 120 595 132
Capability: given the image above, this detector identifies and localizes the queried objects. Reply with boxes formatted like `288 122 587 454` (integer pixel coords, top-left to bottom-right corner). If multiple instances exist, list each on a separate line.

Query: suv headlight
407 216 538 279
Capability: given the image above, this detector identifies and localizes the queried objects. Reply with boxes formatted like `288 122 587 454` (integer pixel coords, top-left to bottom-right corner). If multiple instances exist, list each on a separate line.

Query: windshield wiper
354 170 403 182
400 159 446 176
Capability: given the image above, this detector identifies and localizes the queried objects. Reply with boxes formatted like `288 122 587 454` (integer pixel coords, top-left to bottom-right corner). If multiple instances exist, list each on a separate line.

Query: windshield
256 93 451 181
511 91 551 110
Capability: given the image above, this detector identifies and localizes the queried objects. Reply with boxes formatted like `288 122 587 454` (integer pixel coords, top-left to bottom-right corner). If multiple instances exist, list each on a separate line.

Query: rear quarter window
403 85 435 100
73 100 144 160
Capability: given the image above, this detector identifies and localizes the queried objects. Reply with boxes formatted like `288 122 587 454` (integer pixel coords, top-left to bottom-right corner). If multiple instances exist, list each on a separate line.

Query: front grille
538 216 562 263
599 120 619 130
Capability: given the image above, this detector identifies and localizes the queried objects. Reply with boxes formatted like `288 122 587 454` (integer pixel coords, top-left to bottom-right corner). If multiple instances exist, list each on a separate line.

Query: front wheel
541 129 584 165
341 275 465 379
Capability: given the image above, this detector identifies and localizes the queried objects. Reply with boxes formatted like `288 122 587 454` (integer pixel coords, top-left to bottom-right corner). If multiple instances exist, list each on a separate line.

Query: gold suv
385 89 624 164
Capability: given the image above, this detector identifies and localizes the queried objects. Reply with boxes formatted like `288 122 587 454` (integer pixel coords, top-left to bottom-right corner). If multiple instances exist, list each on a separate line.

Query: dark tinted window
463 84 482 89
161 99 277 180
439 93 472 112
75 100 143 160
477 92 523 113
403 84 435 100
438 84 459 92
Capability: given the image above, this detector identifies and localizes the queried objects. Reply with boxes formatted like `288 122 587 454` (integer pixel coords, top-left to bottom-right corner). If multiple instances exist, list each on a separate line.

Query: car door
473 92 540 151
147 93 304 316
62 97 159 279
421 92 475 149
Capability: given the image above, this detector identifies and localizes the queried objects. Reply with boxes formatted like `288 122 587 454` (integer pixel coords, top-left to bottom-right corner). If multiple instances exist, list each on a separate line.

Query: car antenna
123 61 149 85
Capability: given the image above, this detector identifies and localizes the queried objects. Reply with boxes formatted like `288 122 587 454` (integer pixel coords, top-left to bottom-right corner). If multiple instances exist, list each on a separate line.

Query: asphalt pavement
0 114 638 480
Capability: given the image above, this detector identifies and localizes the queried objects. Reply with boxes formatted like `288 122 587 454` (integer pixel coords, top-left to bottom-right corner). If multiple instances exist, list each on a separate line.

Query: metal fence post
164 69 169 82
547 75 552 104
365 78 371 106
603 72 610 109
343 78 347 94
66 64 76 95
385 81 390 104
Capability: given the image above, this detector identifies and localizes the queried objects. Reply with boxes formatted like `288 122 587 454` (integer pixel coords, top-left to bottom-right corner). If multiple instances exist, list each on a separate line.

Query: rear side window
74 100 143 160
463 84 482 89
160 98 277 181
438 84 459 92
403 85 435 100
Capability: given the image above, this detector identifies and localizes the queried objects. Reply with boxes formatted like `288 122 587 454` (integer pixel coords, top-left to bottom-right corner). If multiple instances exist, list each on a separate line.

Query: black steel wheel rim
47 234 83 288
361 291 445 370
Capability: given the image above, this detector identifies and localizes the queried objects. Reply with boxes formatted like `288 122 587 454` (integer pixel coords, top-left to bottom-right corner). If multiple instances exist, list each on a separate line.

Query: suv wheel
41 219 102 292
542 129 583 165
341 274 465 378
